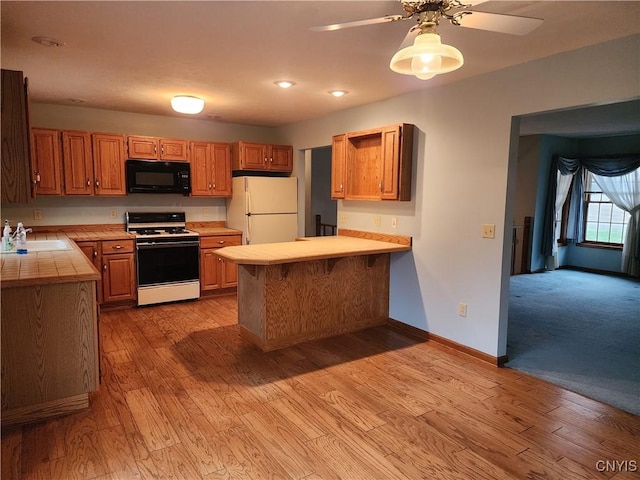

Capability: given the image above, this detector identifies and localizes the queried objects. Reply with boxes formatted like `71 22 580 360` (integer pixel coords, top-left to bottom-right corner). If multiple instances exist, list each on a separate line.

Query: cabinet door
189 141 212 196
331 134 346 199
31 128 63 195
62 130 94 195
76 240 103 305
220 257 238 288
269 144 293 172
92 133 126 196
160 138 188 161
127 135 158 159
200 248 221 291
211 143 232 196
380 125 401 200
102 253 136 302
1 69 33 203
239 142 268 170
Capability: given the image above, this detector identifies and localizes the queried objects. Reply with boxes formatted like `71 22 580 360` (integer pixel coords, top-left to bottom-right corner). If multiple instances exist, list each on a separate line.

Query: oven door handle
137 241 200 249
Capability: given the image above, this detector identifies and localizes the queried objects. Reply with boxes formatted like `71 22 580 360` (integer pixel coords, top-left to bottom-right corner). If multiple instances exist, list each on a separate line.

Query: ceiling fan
312 0 544 79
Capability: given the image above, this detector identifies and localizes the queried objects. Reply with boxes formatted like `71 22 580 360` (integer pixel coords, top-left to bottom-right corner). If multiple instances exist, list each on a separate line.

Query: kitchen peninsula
215 230 411 351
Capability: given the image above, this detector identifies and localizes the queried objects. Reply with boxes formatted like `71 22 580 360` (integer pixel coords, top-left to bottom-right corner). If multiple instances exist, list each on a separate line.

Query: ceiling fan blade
397 26 420 50
456 11 543 36
311 14 405 32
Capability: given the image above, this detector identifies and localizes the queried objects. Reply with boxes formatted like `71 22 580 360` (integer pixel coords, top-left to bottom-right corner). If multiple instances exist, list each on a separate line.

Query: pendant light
390 31 463 80
170 95 205 114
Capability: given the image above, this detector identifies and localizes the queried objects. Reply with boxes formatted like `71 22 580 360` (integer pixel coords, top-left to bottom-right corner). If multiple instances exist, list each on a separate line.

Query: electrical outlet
482 224 495 239
373 216 381 227
391 217 397 229
339 214 348 224
458 303 468 317
203 208 210 216
110 209 118 219
33 209 42 220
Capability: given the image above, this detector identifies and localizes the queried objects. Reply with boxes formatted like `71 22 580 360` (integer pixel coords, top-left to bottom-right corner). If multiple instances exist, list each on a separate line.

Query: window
583 171 630 245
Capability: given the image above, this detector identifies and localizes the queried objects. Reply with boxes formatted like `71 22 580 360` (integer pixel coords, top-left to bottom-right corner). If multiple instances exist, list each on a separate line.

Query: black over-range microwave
125 159 191 195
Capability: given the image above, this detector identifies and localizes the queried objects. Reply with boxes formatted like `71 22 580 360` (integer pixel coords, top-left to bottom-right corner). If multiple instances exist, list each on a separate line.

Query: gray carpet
506 269 640 415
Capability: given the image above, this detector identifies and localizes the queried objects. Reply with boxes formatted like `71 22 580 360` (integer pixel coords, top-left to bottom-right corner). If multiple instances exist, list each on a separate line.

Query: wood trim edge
338 229 412 246
1 393 89 427
386 318 507 366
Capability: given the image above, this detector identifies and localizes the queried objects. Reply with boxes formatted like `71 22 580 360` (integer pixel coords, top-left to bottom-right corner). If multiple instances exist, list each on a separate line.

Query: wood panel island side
215 230 411 351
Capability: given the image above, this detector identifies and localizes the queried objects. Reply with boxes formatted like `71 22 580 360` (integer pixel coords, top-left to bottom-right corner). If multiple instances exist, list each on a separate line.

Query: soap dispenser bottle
2 220 13 251
15 222 27 254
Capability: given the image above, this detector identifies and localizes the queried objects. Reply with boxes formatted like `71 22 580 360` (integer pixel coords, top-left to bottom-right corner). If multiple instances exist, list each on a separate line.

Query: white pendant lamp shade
390 32 463 80
171 95 205 114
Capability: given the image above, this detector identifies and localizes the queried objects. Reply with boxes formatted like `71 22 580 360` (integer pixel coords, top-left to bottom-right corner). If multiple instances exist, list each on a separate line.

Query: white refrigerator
226 176 298 244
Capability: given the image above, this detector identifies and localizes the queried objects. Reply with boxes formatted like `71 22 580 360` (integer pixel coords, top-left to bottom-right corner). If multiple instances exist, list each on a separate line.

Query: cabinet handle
93 250 98 258
112 245 123 250
87 178 91 187
378 182 382 191
264 157 268 163
103 264 107 272
269 157 273 163
155 145 158 154
34 171 41 183
95 179 100 188
218 240 225 244
212 183 216 190
209 183 212 190
339 183 343 191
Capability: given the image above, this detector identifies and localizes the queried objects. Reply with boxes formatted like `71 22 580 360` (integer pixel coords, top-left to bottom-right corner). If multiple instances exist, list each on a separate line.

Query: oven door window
137 244 199 286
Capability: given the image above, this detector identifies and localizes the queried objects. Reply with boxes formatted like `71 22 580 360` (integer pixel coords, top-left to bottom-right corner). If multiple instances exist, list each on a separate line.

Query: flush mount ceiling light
170 95 205 114
274 80 296 89
32 36 65 47
329 90 348 97
389 30 463 80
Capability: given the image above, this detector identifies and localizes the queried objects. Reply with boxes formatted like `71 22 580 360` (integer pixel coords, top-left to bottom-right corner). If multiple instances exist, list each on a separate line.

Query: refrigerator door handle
246 189 252 215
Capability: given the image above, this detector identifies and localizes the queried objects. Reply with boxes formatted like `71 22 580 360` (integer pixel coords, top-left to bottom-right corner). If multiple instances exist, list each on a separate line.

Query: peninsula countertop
215 234 411 266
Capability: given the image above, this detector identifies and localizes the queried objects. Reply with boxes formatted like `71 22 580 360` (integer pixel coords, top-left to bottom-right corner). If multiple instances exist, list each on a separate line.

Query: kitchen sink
1 239 72 253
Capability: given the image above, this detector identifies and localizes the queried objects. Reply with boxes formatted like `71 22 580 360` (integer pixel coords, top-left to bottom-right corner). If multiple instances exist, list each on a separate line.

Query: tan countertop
0 226 241 288
192 227 242 236
1 236 101 288
215 235 411 266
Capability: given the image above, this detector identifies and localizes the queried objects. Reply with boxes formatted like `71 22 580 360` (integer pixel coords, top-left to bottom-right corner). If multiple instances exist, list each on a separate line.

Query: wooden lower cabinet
77 239 135 304
76 240 103 304
101 240 136 303
200 234 241 292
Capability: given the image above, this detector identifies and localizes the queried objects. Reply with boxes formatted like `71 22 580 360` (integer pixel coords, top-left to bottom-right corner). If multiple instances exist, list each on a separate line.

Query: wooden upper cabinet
269 144 293 171
1 69 33 203
62 130 94 195
127 135 157 159
211 143 232 196
127 135 188 161
189 141 211 196
92 133 126 196
160 138 188 161
331 134 346 199
231 142 293 172
332 123 414 201
188 141 232 197
31 128 63 195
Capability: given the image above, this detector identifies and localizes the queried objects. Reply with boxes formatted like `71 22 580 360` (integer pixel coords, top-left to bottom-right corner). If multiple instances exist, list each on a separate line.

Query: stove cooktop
125 211 199 239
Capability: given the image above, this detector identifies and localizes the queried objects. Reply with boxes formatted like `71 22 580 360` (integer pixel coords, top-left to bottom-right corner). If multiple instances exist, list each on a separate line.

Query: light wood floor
2 294 639 479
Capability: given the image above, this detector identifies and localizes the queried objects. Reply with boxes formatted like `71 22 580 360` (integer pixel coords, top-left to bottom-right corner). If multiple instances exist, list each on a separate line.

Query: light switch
482 224 495 239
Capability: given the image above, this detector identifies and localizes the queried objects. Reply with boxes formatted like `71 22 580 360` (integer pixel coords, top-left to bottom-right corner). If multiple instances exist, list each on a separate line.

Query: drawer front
102 239 135 254
200 235 242 249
